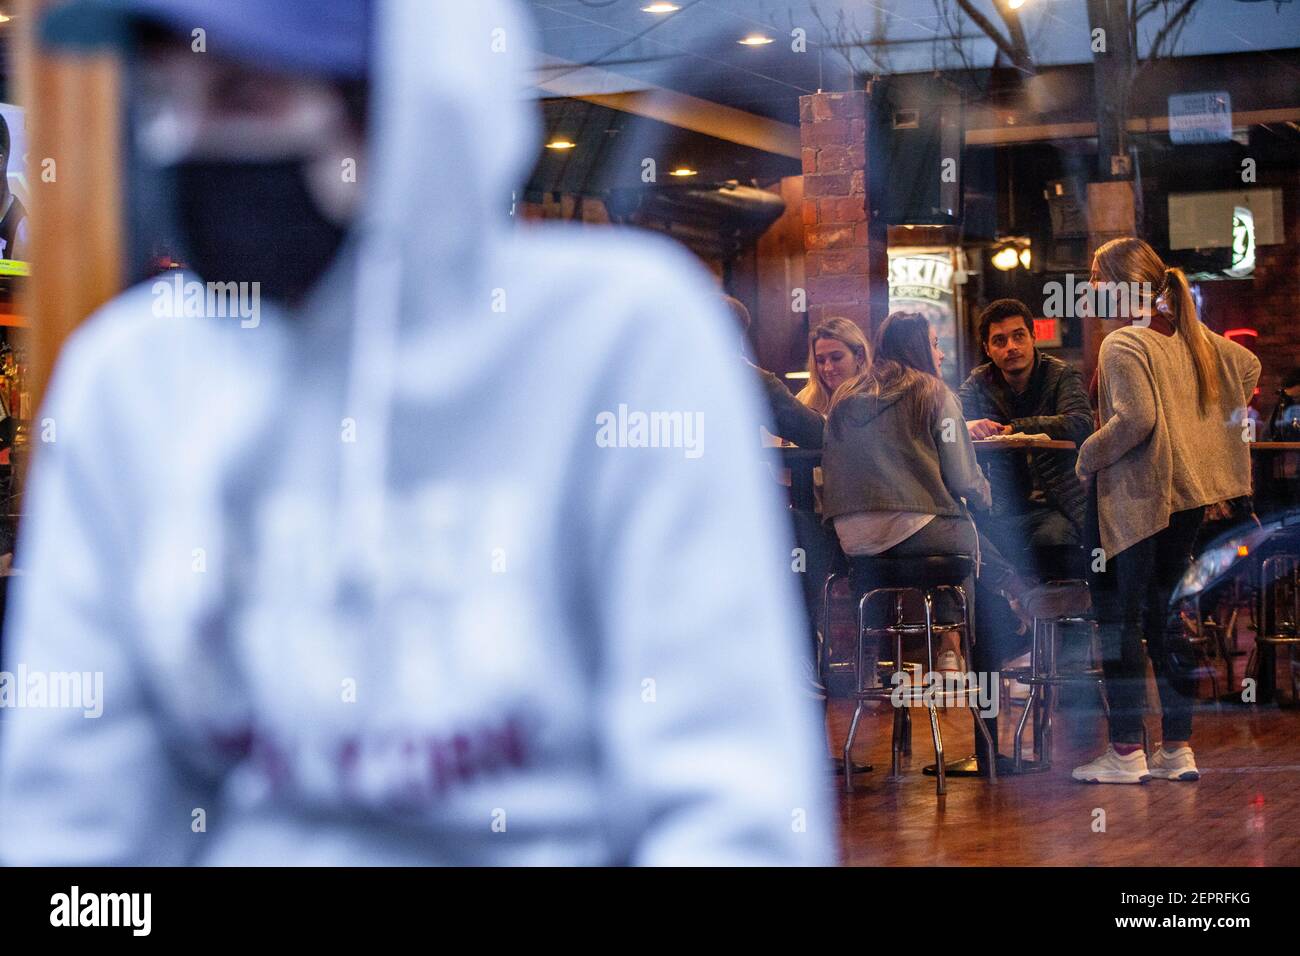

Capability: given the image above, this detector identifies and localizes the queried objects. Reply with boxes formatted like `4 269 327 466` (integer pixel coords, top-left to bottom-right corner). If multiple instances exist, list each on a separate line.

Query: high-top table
774 440 1080 513
973 437 1077 453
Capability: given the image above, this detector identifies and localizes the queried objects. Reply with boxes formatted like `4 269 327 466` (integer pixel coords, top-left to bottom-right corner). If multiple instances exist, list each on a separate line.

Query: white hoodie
0 0 834 865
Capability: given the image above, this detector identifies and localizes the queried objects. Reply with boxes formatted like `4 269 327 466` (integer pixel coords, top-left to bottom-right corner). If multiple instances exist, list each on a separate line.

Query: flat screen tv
1165 187 1281 280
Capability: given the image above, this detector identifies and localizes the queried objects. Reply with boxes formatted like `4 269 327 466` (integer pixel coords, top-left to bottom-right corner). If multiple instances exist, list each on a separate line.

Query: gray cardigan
822 384 991 521
1077 326 1261 557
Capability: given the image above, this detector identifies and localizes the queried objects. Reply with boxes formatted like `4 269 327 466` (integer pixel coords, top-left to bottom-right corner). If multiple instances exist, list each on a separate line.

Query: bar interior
524 0 1300 867
0 0 1299 875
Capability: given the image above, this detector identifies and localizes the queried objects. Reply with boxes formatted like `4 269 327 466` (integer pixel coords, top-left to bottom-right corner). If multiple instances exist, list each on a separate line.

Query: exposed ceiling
528 0 1300 125
530 97 801 195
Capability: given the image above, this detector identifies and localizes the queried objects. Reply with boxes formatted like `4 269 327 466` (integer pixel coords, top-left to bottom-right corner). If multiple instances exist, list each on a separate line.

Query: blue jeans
979 504 1080 581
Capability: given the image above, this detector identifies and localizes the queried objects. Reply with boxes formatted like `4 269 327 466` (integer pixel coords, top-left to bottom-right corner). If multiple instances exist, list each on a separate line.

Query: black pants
980 504 1080 581
1093 507 1205 744
789 507 840 662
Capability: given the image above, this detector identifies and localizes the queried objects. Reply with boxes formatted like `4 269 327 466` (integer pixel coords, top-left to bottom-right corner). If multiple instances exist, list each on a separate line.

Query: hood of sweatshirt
0 0 833 866
135 0 552 766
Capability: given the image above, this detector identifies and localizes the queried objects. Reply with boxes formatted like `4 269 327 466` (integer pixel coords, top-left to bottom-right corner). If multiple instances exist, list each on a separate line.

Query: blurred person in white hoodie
0 0 833 865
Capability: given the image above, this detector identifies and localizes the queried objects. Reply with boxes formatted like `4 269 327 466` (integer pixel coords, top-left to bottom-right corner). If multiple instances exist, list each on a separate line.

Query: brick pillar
1083 180 1137 383
798 90 888 342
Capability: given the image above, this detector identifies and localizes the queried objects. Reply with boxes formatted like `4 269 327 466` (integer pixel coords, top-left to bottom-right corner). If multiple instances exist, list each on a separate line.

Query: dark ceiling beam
966 107 1300 145
536 58 801 158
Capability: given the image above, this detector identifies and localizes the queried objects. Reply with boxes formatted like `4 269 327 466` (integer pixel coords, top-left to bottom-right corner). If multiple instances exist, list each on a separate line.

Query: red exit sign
1034 317 1061 347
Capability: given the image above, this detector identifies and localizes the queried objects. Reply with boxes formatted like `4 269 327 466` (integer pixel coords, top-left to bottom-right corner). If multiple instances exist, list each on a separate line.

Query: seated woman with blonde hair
796 317 871 415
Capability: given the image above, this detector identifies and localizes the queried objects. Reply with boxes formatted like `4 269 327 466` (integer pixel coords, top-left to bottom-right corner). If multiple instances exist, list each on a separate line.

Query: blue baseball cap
40 0 371 80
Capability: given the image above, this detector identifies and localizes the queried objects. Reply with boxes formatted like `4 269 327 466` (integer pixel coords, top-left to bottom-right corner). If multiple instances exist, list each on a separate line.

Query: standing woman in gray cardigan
1073 238 1260 785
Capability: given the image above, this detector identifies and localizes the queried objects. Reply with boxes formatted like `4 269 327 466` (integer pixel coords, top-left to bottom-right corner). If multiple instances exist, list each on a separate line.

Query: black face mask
170 159 349 307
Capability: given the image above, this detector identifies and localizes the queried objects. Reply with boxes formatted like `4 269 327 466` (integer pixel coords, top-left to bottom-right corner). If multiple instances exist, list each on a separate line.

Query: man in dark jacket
721 295 824 449
959 299 1091 579
723 295 838 712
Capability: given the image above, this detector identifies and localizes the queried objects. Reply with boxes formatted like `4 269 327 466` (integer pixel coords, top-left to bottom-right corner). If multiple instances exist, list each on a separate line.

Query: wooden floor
828 689 1300 866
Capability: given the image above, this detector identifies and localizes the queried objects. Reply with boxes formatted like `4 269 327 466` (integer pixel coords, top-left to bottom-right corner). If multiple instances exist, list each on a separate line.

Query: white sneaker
1149 745 1200 781
1071 745 1152 784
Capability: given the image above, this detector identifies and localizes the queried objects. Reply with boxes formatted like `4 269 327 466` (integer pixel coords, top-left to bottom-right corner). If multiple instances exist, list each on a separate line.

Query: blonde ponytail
1093 237 1221 415
1162 265 1220 414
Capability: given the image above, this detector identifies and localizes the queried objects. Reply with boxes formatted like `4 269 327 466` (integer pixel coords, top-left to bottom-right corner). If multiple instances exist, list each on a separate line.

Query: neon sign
1226 205 1255 278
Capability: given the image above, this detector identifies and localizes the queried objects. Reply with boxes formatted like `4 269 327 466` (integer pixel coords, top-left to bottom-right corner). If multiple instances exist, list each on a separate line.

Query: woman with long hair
1073 237 1260 785
823 311 1046 774
822 312 997 668
796 317 871 415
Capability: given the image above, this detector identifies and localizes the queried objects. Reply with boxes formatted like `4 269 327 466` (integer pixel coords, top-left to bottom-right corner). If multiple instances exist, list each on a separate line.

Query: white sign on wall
1168 91 1232 145
888 248 962 388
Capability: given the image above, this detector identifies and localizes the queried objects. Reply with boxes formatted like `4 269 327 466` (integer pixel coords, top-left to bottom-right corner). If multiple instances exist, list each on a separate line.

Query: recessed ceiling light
738 35 774 46
641 3 680 12
0 14 12 23
545 139 576 150
669 167 698 177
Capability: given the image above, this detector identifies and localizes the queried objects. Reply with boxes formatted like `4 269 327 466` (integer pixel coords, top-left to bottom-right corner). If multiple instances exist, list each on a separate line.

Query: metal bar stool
819 570 848 692
821 569 915 755
1188 598 1229 701
841 554 997 796
1004 580 1174 770
1253 554 1300 703
1000 583 1099 773
1192 564 1254 699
